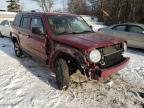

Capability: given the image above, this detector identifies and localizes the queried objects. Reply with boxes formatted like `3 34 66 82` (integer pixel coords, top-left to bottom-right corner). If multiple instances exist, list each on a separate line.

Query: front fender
48 44 85 71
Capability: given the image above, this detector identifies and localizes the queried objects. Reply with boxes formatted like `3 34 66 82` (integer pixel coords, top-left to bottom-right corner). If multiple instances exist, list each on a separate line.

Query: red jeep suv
12 12 129 90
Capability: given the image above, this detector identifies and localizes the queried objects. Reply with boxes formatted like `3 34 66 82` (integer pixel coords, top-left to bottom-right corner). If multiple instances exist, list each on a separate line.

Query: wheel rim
14 43 20 56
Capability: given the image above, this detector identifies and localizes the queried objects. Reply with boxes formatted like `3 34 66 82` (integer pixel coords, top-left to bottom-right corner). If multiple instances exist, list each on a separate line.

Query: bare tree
38 0 53 12
68 0 88 14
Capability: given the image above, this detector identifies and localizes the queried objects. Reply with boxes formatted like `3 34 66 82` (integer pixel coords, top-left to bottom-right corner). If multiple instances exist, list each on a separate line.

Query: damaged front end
78 42 129 80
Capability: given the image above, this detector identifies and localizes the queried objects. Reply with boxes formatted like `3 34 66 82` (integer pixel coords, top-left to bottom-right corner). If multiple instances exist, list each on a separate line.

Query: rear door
18 15 31 51
127 25 144 49
28 15 47 61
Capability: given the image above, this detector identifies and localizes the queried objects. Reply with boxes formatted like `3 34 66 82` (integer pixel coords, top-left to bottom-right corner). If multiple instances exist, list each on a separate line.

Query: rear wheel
54 58 70 90
0 32 4 38
10 32 12 40
14 41 23 57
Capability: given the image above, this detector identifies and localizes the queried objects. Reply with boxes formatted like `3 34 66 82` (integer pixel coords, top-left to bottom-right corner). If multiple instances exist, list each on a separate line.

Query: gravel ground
0 37 144 108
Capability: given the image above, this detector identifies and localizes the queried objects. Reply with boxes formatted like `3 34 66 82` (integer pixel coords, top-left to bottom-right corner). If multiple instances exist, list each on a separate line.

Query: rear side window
128 26 143 34
14 14 22 26
112 25 126 31
20 16 30 29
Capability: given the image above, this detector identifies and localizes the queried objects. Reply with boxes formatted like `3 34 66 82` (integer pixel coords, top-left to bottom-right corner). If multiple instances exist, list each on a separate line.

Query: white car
98 23 144 49
81 15 107 32
0 19 13 38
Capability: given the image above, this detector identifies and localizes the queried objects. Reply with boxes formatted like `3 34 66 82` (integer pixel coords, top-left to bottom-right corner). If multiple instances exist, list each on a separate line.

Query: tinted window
14 14 22 26
31 17 45 34
21 16 30 29
128 26 143 34
112 25 126 31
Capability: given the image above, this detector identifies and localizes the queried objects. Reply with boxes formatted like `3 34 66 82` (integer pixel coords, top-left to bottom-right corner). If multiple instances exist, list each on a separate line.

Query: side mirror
32 27 46 36
142 31 144 34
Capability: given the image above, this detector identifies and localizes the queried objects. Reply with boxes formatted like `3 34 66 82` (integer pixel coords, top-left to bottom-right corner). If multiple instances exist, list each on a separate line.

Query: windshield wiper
56 30 93 35
79 30 94 34
56 31 73 35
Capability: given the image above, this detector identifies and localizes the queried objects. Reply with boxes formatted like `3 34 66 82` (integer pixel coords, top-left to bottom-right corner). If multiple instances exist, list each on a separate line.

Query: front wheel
14 41 23 57
54 58 70 90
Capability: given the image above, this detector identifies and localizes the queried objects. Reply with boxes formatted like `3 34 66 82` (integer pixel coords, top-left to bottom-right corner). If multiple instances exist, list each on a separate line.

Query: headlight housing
88 49 101 63
123 42 127 52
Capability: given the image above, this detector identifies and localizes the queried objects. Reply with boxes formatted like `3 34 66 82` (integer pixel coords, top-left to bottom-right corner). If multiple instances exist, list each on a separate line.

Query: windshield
47 15 92 35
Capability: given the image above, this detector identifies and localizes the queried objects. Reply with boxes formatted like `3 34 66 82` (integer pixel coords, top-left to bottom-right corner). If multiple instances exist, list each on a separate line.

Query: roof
18 12 79 17
109 23 144 29
124 23 144 28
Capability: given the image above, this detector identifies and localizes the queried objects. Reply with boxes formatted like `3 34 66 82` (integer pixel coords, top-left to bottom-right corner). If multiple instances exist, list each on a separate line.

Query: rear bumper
90 57 130 79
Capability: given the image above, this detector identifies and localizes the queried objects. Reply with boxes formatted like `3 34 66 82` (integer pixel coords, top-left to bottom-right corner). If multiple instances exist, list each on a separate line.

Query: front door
28 15 48 61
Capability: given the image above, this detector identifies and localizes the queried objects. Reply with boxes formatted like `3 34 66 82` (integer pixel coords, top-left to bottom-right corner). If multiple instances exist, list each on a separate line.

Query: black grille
99 44 122 55
98 44 124 69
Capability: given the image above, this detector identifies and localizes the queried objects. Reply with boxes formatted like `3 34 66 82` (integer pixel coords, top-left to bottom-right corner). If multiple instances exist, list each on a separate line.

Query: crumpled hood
52 33 124 51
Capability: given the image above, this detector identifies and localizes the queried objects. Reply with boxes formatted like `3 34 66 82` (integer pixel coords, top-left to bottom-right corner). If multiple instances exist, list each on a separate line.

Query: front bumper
90 57 130 79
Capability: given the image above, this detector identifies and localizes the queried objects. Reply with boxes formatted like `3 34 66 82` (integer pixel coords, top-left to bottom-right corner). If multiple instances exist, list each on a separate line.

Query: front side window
128 26 143 34
112 25 126 31
31 17 45 34
47 15 92 35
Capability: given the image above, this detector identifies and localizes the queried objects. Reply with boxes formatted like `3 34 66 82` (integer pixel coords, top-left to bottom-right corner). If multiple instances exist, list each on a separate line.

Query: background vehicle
0 12 16 22
98 23 144 49
0 19 14 38
81 15 107 32
12 12 129 90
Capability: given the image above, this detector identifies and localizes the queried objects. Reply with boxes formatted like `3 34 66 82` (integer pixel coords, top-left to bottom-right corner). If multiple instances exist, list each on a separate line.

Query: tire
54 58 70 90
10 32 12 40
14 41 23 57
0 32 4 38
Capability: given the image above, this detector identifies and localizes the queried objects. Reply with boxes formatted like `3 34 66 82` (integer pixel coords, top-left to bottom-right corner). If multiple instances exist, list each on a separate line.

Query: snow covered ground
0 37 143 108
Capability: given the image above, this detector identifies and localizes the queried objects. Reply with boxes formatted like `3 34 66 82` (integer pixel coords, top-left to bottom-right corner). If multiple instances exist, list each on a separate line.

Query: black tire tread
14 41 23 57
56 58 70 90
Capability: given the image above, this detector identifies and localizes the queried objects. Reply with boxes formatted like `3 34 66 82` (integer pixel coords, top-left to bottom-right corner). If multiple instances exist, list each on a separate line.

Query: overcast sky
0 0 67 11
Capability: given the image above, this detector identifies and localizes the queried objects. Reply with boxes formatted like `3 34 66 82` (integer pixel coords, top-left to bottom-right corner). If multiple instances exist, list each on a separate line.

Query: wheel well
10 32 12 36
56 52 79 75
12 37 17 43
